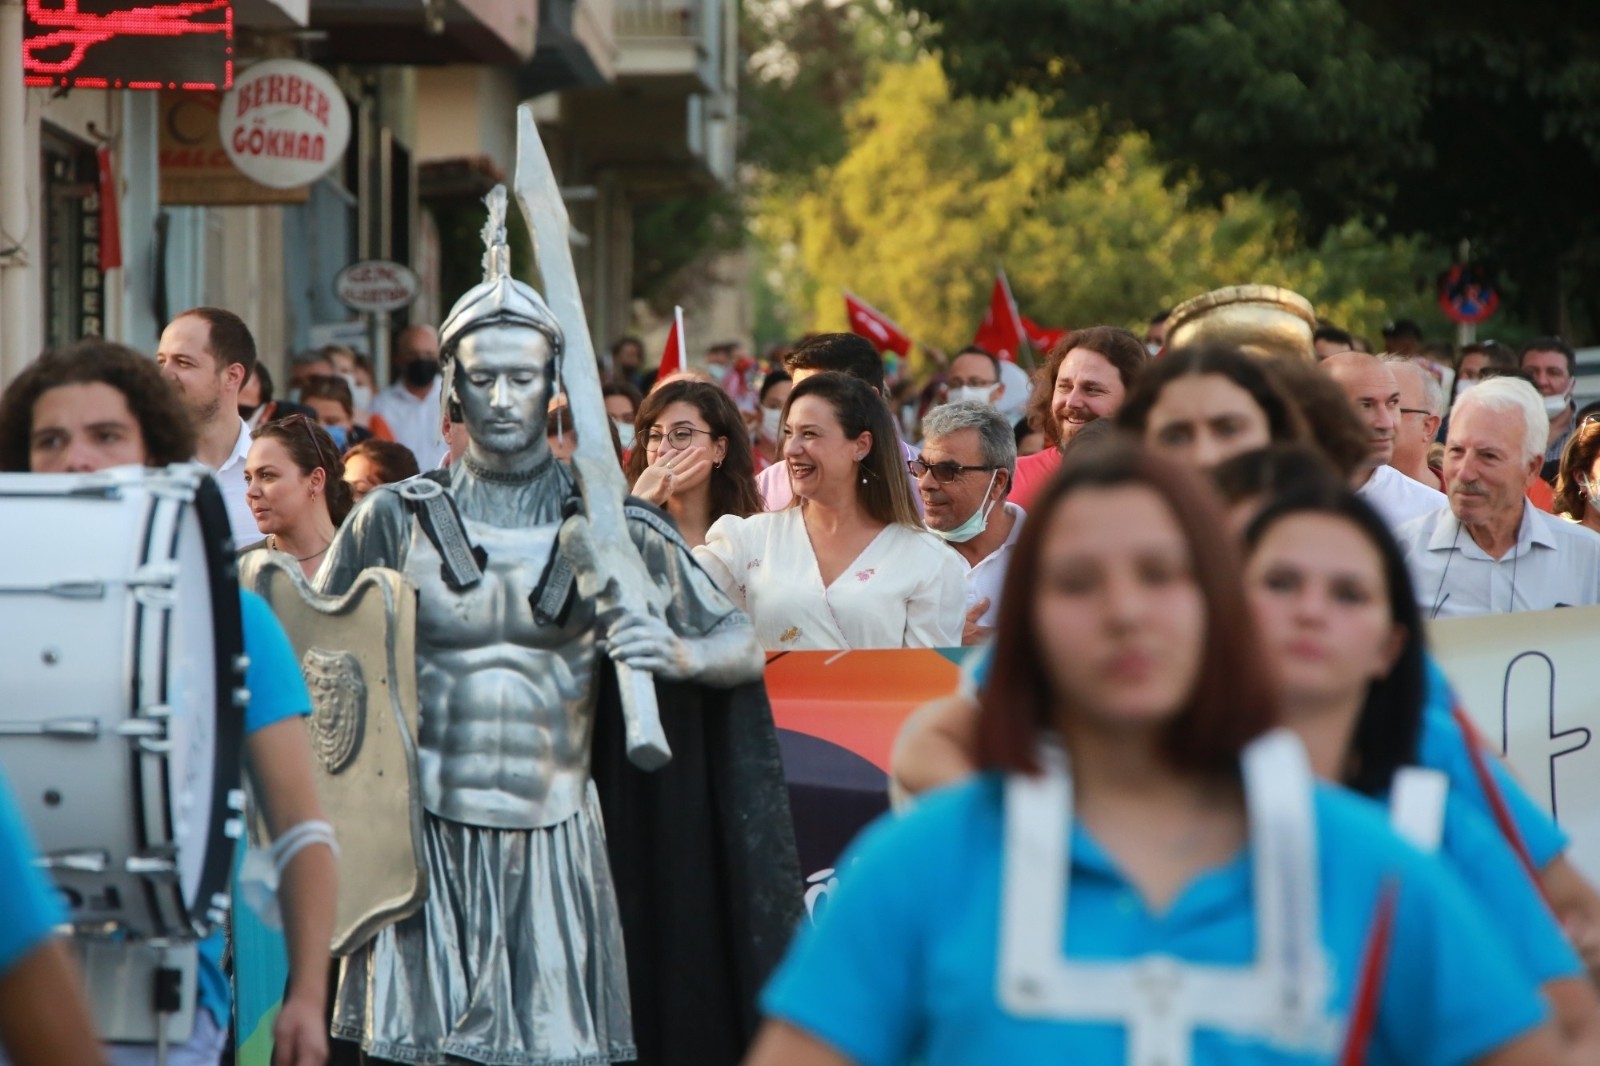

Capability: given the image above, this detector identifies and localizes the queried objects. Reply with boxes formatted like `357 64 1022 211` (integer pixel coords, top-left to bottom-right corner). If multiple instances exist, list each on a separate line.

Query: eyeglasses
907 456 995 483
273 413 332 468
644 425 715 450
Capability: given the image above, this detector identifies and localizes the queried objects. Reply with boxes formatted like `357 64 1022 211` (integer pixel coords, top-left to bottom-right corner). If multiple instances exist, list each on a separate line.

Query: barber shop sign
221 59 351 189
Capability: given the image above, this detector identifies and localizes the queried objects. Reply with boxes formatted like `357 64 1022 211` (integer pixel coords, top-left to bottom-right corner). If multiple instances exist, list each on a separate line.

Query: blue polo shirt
763 776 1546 1066
0 771 65 976
196 591 312 1026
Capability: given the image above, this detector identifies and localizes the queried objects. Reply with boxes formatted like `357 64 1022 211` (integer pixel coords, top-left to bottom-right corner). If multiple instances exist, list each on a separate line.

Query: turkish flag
97 144 122 272
1022 316 1067 352
844 293 912 357
658 305 686 377
972 272 1027 362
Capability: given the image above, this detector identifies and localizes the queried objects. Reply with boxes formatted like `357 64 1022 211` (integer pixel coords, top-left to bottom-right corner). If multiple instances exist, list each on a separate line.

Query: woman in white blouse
694 371 965 649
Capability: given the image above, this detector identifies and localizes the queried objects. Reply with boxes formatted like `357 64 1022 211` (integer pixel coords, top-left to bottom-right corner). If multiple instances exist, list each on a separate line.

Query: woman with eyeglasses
625 379 761 547
1553 418 1600 535
694 372 965 650
242 415 354 579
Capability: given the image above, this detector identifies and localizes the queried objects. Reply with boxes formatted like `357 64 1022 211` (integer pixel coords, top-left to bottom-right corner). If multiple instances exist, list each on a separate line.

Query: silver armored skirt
331 784 635 1066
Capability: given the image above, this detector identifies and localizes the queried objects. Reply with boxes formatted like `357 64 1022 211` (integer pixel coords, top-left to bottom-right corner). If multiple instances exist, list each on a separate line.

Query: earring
714 460 722 469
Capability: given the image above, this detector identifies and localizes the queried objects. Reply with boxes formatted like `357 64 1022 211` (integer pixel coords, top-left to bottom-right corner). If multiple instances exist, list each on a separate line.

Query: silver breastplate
404 514 599 829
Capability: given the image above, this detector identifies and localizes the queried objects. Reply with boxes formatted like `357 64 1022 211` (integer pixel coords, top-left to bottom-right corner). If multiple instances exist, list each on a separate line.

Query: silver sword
512 103 672 771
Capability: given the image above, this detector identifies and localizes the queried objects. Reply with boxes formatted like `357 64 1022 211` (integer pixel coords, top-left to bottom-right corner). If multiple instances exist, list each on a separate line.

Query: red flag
97 144 122 273
658 305 686 377
844 292 912 357
973 272 1027 362
1022 315 1067 352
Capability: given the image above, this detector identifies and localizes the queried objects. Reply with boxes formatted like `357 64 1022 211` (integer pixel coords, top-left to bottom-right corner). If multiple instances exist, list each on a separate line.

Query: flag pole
676 305 687 371
997 266 1037 372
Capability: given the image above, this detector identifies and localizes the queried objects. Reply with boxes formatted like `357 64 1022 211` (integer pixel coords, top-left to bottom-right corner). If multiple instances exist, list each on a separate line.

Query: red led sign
24 1 234 91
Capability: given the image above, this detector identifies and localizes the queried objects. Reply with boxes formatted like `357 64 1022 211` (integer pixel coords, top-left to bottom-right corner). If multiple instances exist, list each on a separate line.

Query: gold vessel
1165 284 1317 362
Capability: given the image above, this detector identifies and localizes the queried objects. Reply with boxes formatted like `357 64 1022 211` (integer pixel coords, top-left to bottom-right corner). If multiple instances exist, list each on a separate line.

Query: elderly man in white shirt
1396 376 1600 618
1322 349 1445 529
913 401 1024 646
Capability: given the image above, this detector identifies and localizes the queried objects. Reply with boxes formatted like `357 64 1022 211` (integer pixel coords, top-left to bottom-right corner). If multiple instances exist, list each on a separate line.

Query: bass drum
0 464 245 939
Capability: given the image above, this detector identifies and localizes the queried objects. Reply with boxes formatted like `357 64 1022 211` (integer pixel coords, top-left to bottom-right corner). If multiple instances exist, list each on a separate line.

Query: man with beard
372 324 447 466
1397 376 1600 617
1009 326 1146 510
1322 350 1444 531
156 306 260 544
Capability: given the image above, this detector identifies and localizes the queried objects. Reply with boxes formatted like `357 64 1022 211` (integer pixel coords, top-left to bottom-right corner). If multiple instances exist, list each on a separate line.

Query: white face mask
613 419 636 448
948 384 999 407
705 362 730 384
932 470 1000 544
760 405 783 437
1455 378 1479 395
1544 388 1572 419
341 373 373 413
1146 341 1162 356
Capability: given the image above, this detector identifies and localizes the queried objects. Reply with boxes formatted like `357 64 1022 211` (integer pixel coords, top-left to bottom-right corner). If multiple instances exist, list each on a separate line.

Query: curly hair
0 339 196 471
625 379 761 521
1026 326 1148 447
1554 418 1600 519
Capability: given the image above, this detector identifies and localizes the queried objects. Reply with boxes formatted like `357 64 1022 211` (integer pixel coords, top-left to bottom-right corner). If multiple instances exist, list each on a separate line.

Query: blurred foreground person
751 442 1563 1065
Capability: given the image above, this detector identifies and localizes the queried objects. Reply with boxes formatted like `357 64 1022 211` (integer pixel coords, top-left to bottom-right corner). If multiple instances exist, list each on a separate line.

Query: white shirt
693 507 965 650
204 417 257 549
757 438 924 515
952 501 1025 627
370 378 446 470
1395 500 1600 618
1356 463 1447 532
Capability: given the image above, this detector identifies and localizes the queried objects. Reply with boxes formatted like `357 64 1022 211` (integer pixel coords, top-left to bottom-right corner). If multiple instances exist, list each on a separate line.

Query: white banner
1430 605 1600 880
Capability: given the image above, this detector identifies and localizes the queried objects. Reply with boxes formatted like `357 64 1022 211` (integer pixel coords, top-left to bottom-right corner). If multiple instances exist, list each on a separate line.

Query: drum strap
399 475 485 591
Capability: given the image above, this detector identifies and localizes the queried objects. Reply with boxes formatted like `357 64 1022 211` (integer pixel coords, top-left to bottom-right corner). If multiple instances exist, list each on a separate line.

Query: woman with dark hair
242 415 353 578
1243 486 1600 1052
603 381 644 451
625 379 760 547
1010 325 1147 510
1115 344 1308 470
0 338 195 470
752 441 1561 1065
343 438 421 503
752 369 793 469
694 372 963 649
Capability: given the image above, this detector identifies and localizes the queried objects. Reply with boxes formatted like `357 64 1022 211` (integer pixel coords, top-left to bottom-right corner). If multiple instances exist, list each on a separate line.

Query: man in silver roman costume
318 196 765 1065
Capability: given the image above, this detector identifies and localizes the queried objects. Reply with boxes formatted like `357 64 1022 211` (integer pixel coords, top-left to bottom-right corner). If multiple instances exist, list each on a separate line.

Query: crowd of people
3 279 1600 1065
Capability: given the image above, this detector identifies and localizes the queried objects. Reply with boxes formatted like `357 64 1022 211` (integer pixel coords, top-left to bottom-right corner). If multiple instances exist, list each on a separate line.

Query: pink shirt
1009 447 1061 512
757 438 924 514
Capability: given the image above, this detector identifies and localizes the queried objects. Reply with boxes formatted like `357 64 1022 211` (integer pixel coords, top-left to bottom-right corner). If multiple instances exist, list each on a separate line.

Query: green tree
753 57 1434 366
897 0 1600 337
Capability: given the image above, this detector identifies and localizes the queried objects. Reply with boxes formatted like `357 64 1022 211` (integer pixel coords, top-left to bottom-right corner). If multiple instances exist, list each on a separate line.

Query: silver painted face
453 325 554 457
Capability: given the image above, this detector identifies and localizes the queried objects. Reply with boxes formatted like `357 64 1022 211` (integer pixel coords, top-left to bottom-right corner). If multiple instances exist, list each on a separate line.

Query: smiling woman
693 372 966 649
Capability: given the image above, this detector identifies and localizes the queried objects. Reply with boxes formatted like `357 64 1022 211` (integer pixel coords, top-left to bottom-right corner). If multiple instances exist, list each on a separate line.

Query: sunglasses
907 456 995 483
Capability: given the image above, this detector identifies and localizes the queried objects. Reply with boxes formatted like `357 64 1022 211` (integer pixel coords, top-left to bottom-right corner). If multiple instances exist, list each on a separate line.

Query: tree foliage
752 57 1435 362
898 0 1600 336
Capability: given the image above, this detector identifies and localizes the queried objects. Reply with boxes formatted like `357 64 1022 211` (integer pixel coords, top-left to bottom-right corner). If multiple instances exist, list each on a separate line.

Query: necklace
268 534 330 563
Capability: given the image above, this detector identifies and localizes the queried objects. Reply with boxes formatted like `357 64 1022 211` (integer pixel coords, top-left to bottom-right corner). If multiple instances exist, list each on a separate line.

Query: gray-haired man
912 401 1024 645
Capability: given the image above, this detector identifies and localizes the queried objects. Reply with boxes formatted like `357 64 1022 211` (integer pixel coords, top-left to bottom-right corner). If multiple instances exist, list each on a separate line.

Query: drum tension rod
0 718 100 737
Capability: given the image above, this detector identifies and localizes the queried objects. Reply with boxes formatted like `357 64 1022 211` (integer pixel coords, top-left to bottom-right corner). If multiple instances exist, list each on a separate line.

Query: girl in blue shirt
1241 483 1600 1052
755 441 1561 1065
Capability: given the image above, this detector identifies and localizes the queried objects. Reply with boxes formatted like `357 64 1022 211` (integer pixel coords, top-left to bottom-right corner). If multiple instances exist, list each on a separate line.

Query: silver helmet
438 185 564 367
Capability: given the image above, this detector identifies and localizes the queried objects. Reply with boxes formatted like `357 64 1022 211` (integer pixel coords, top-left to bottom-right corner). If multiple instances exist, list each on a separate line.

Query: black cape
591 670 803 1066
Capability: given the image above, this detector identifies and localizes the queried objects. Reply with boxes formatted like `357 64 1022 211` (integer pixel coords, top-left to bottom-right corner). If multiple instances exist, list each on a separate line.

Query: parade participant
626 379 761 548
752 441 1562 1065
286 348 335 399
342 439 420 503
755 334 919 511
940 346 1005 408
241 416 353 580
0 339 336 1066
1522 337 1579 483
1397 377 1600 617
371 324 447 465
752 369 792 469
1321 351 1446 530
296 375 373 451
1243 485 1600 1052
316 182 779 1066
0 769 106 1066
238 361 313 433
324 348 394 441
1256 359 1371 482
696 372 964 650
1553 418 1600 534
603 381 643 451
1381 356 1446 491
156 306 260 545
1115 344 1307 471
609 334 645 388
1012 326 1146 510
913 401 1021 646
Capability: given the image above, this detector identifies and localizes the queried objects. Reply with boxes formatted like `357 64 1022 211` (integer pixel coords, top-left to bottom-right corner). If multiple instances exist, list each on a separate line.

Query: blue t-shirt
1418 656 1566 869
763 776 1547 1066
196 590 311 1026
0 771 66 976
1427 788 1581 986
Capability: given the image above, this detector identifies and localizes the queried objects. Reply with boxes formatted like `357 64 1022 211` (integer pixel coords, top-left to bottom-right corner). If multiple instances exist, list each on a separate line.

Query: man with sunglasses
912 402 1022 645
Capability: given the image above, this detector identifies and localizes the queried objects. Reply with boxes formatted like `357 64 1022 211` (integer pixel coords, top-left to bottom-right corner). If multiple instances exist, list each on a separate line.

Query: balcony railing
615 0 698 39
